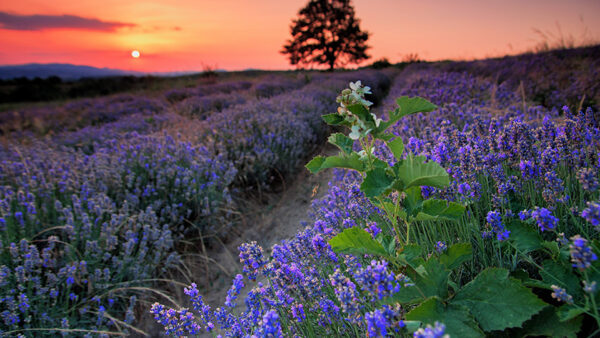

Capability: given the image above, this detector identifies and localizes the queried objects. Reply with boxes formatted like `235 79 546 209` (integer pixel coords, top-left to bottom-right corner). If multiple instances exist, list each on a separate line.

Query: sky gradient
1 0 599 72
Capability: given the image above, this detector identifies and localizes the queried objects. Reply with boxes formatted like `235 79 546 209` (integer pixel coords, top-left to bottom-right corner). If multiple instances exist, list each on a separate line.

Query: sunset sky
1 0 599 72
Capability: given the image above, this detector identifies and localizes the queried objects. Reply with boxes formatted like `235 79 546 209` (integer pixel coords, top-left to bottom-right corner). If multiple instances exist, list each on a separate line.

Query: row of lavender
441 45 600 111
152 66 600 336
0 73 304 140
0 70 394 335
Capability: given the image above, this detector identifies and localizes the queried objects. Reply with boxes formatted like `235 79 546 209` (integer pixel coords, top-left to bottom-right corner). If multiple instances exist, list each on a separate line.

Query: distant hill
0 63 142 80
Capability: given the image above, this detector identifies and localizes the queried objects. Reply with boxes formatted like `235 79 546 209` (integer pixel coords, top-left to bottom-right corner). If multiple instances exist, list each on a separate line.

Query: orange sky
1 0 599 72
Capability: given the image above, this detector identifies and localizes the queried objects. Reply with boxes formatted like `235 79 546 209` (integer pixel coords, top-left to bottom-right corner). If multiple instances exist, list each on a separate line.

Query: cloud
0 12 136 31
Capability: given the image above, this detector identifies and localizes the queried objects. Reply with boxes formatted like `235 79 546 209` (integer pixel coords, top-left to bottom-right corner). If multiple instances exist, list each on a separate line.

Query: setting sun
131 50 140 58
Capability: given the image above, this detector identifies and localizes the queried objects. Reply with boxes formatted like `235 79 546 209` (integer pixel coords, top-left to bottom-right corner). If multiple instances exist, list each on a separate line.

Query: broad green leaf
371 158 390 169
397 244 424 268
515 306 582 338
556 305 586 322
321 113 350 126
360 168 394 198
540 260 582 300
395 96 438 116
506 220 543 254
541 240 560 258
328 227 387 257
403 321 423 333
403 258 449 299
327 133 354 155
373 132 394 142
439 243 472 270
402 186 424 217
406 297 484 338
346 103 373 123
510 270 552 290
376 234 397 256
305 153 364 174
416 199 465 222
453 268 547 332
376 96 437 133
386 137 404 161
394 154 450 190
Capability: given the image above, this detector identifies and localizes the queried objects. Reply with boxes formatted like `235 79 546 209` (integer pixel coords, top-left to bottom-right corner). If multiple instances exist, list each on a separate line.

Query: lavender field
2 46 600 337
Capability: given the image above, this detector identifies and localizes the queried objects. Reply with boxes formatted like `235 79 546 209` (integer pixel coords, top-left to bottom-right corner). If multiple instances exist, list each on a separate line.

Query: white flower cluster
335 81 382 140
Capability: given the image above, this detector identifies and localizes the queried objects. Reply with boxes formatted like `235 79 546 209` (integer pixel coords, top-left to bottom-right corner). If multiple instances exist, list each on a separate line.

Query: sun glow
131 50 140 58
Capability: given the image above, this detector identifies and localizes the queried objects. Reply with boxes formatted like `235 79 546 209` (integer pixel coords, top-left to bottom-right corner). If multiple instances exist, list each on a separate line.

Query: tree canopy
281 0 370 70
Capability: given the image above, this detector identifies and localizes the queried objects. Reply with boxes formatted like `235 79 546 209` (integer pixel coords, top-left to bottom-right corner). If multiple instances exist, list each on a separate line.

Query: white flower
349 125 361 140
349 81 362 91
357 147 375 159
371 113 382 127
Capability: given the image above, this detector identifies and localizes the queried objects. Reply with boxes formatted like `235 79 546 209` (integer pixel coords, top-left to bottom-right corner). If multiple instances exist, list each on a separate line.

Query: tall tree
281 0 370 70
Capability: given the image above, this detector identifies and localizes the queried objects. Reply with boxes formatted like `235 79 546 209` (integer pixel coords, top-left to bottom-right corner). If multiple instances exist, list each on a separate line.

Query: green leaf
541 240 560 258
376 96 437 133
321 113 350 126
510 270 552 290
394 154 450 190
327 133 354 155
373 132 393 142
416 199 465 222
402 186 424 217
439 243 472 270
404 258 449 299
406 297 484 338
556 305 586 322
305 153 364 174
401 244 423 263
347 103 373 123
516 306 582 338
386 284 424 304
540 260 582 300
360 168 394 198
506 220 543 254
403 321 423 333
376 234 397 256
452 268 547 332
386 137 404 161
328 227 387 257
395 96 438 116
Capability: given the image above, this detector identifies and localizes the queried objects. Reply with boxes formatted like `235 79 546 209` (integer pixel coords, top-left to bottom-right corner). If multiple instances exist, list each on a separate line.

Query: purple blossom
569 235 598 270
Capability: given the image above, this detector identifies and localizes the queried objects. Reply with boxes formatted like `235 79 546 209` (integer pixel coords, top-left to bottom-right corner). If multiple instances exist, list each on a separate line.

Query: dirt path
202 144 337 308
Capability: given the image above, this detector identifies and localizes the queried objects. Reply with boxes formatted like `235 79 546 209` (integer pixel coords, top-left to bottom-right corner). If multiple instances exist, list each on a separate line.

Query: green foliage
375 96 437 135
406 297 484 338
360 168 394 197
386 137 404 161
393 154 450 190
416 199 465 222
439 243 473 270
515 306 582 337
327 133 354 155
453 268 547 331
305 153 364 174
328 227 389 258
505 220 543 254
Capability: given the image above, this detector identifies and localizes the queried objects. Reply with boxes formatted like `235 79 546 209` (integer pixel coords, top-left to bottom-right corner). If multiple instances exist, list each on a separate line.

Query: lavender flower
551 285 574 304
569 235 598 270
414 322 449 338
486 210 510 241
582 201 600 227
435 241 447 253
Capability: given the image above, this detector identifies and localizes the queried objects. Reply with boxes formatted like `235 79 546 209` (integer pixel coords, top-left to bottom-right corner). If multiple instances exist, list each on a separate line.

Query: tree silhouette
281 0 370 70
